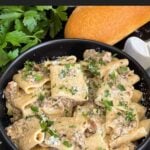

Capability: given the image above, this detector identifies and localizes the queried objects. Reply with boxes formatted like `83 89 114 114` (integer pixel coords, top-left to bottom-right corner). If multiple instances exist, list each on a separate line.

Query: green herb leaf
24 60 34 71
23 10 41 32
0 47 10 67
34 73 42 81
40 119 58 138
0 12 22 20
33 30 45 39
69 86 78 95
0 6 68 71
49 6 68 38
109 71 117 81
59 64 73 78
21 38 39 52
117 66 128 74
48 129 59 138
0 6 24 13
49 12 62 38
65 63 72 69
7 49 19 60
63 140 72 147
125 109 136 122
56 6 68 21
117 84 126 91
22 61 34 79
59 69 68 78
40 120 54 130
31 105 39 113
0 25 7 45
104 89 110 97
119 101 128 108
14 19 24 31
88 59 100 76
38 93 45 101
36 6 53 11
99 59 106 66
102 98 113 111
5 31 29 46
23 16 37 32
56 6 68 12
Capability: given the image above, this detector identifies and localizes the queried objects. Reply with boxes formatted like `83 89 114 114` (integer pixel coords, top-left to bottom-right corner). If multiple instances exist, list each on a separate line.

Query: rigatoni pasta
50 63 88 102
4 49 149 150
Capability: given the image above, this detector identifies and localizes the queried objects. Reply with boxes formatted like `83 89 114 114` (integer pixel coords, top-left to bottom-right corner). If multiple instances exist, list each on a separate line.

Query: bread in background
64 6 150 45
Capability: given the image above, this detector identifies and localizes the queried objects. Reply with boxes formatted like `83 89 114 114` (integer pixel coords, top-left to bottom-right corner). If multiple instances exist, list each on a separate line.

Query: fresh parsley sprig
0 6 68 71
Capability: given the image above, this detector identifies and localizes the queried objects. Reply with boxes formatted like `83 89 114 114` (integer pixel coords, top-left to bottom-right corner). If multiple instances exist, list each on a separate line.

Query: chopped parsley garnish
125 109 136 122
59 86 78 95
88 59 100 76
24 60 34 71
104 89 110 97
117 84 126 91
48 129 59 138
59 69 68 78
34 73 43 81
118 101 135 122
31 105 39 113
58 64 73 79
109 71 117 81
117 66 128 74
38 93 45 101
40 120 54 131
69 86 78 95
22 61 43 82
99 59 106 65
119 101 128 108
102 98 113 111
65 63 73 69
63 140 72 147
22 61 34 79
40 119 59 137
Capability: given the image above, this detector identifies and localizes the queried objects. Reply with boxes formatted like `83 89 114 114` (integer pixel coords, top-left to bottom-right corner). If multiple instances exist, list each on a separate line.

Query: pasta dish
4 49 150 150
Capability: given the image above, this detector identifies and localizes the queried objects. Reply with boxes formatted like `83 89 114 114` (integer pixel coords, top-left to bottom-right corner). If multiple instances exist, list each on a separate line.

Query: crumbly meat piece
6 118 28 146
40 97 74 117
83 49 112 63
4 81 19 102
4 81 22 121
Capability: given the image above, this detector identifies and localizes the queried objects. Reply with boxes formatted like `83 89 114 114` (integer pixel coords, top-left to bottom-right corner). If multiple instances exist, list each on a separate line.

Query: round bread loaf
64 6 150 45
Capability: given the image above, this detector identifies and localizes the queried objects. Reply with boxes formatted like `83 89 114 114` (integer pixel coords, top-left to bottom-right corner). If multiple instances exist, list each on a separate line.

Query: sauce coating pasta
4 49 150 150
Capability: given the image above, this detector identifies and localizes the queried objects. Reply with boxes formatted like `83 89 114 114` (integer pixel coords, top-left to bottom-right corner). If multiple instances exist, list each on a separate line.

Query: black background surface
0 0 150 5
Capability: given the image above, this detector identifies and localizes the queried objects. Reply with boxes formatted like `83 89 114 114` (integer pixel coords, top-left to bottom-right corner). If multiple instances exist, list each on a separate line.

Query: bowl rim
0 38 150 150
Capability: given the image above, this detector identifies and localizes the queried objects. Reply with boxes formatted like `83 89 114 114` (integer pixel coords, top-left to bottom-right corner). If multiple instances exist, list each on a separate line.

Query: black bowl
0 39 150 150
